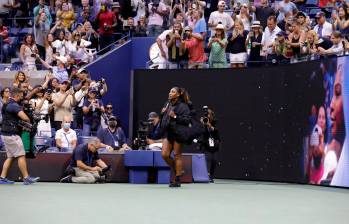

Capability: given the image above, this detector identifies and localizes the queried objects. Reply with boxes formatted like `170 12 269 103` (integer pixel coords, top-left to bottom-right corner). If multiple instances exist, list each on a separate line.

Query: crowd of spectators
0 0 348 69
0 68 131 153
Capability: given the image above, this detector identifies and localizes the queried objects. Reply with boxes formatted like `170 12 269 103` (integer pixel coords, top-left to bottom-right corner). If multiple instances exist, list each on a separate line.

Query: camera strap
63 132 71 149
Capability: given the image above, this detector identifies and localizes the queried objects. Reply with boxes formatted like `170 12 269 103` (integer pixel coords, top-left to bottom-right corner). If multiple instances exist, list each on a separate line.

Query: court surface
1 180 348 224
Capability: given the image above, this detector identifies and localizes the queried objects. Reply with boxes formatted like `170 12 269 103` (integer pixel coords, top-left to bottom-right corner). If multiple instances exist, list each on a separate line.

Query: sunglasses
106 107 113 109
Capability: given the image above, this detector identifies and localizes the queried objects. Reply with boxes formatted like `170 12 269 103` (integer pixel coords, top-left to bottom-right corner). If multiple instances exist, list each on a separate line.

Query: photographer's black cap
108 116 117 121
148 112 159 121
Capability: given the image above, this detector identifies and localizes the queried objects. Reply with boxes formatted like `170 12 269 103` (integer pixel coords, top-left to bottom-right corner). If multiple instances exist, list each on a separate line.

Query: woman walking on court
160 87 191 188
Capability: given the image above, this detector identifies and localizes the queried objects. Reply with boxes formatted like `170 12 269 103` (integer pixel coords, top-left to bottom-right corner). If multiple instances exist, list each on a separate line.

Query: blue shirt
83 98 103 125
193 18 207 34
97 127 126 149
52 66 69 83
70 143 100 167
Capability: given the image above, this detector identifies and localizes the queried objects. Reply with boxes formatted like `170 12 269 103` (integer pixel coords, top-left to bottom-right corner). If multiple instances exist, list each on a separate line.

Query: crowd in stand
0 0 348 69
0 69 131 153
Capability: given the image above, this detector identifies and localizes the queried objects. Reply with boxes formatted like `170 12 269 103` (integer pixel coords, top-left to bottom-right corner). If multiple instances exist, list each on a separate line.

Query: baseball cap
218 0 226 6
315 11 325 18
108 116 117 121
184 26 192 31
148 112 159 121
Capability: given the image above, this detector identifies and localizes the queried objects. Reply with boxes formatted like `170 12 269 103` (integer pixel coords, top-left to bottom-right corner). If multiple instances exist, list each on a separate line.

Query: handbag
174 118 205 144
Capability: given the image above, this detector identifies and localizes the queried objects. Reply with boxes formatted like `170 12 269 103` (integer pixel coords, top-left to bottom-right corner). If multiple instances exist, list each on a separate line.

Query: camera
202 106 209 124
97 77 106 85
182 33 189 40
52 47 57 54
80 32 86 36
175 0 181 4
77 40 81 46
31 53 36 58
133 121 152 150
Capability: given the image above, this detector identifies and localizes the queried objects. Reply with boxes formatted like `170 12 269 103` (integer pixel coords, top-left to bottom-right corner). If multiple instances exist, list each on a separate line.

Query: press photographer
198 106 220 183
0 87 40 185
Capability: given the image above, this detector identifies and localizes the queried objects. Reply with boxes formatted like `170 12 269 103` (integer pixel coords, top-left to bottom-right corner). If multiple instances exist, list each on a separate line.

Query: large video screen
304 57 348 187
133 57 349 188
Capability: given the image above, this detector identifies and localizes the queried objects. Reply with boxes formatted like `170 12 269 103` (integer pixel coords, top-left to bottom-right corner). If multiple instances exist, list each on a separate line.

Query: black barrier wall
132 60 328 183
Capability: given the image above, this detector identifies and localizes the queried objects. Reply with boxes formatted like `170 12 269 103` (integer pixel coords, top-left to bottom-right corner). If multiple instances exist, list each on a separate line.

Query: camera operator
60 137 109 184
199 106 220 183
0 88 40 185
97 116 131 152
146 112 163 149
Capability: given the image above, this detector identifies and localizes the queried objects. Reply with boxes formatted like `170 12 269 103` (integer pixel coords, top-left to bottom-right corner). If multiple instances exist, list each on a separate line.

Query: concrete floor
0 180 348 224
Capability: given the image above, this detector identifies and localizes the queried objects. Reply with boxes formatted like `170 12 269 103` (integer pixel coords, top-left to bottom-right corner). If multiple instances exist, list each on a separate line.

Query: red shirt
184 37 207 63
0 26 10 44
96 11 115 35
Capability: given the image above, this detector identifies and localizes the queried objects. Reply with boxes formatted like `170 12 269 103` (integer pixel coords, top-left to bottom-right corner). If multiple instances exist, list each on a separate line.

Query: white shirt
261 25 281 54
55 128 77 149
208 11 234 36
148 2 167 26
68 39 92 62
321 146 338 181
52 39 67 56
327 42 344 56
157 29 172 59
313 21 333 38
132 0 146 23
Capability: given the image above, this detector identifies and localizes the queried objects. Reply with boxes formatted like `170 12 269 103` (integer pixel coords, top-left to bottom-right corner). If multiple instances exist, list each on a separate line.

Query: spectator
52 80 76 130
273 31 293 63
33 0 52 27
147 0 168 37
35 11 51 59
57 0 75 29
97 115 131 152
247 21 263 66
166 21 186 68
95 1 116 53
0 86 10 104
50 20 67 40
332 6 349 38
82 88 104 136
0 18 11 63
276 0 297 23
60 137 108 184
13 71 30 89
68 31 91 65
45 33 56 66
235 3 252 31
302 30 319 60
193 9 207 40
208 23 227 68
132 0 146 24
74 78 90 129
313 12 333 39
288 21 306 59
100 102 115 129
48 77 60 93
76 0 93 24
251 0 275 29
170 0 185 26
318 31 344 57
181 26 207 69
0 0 11 26
39 55 69 83
111 2 124 38
227 19 248 68
123 17 136 37
261 16 281 62
296 11 311 32
208 1 234 37
134 16 148 37
29 85 52 137
277 12 293 32
19 34 39 71
55 115 77 151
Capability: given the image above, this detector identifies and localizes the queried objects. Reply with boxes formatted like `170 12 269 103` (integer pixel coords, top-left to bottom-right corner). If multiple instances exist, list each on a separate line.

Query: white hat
251 21 261 28
215 23 225 30
218 0 226 6
56 56 67 64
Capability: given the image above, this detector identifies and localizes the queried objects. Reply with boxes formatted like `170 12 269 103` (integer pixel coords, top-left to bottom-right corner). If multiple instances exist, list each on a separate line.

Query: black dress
248 34 263 67
160 100 191 143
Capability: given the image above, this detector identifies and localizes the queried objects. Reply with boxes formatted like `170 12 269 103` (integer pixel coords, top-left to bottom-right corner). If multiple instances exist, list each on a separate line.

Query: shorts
229 53 247 64
1 135 26 158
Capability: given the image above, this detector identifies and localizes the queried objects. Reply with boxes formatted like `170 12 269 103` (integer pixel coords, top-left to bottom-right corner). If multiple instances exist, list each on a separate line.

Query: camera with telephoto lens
202 105 209 124
133 121 152 150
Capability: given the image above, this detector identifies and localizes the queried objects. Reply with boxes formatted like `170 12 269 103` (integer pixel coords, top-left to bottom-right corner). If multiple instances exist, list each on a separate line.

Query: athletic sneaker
60 175 73 183
0 177 15 184
23 176 40 185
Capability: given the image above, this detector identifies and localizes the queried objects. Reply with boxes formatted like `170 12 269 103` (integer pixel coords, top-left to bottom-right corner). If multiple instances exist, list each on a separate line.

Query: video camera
133 120 152 150
202 105 209 124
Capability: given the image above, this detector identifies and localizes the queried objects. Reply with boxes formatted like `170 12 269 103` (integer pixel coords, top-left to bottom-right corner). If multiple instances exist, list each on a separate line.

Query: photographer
199 107 220 183
82 88 104 136
147 0 168 37
146 112 163 149
0 88 40 185
29 85 53 137
97 116 131 152
60 137 108 184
